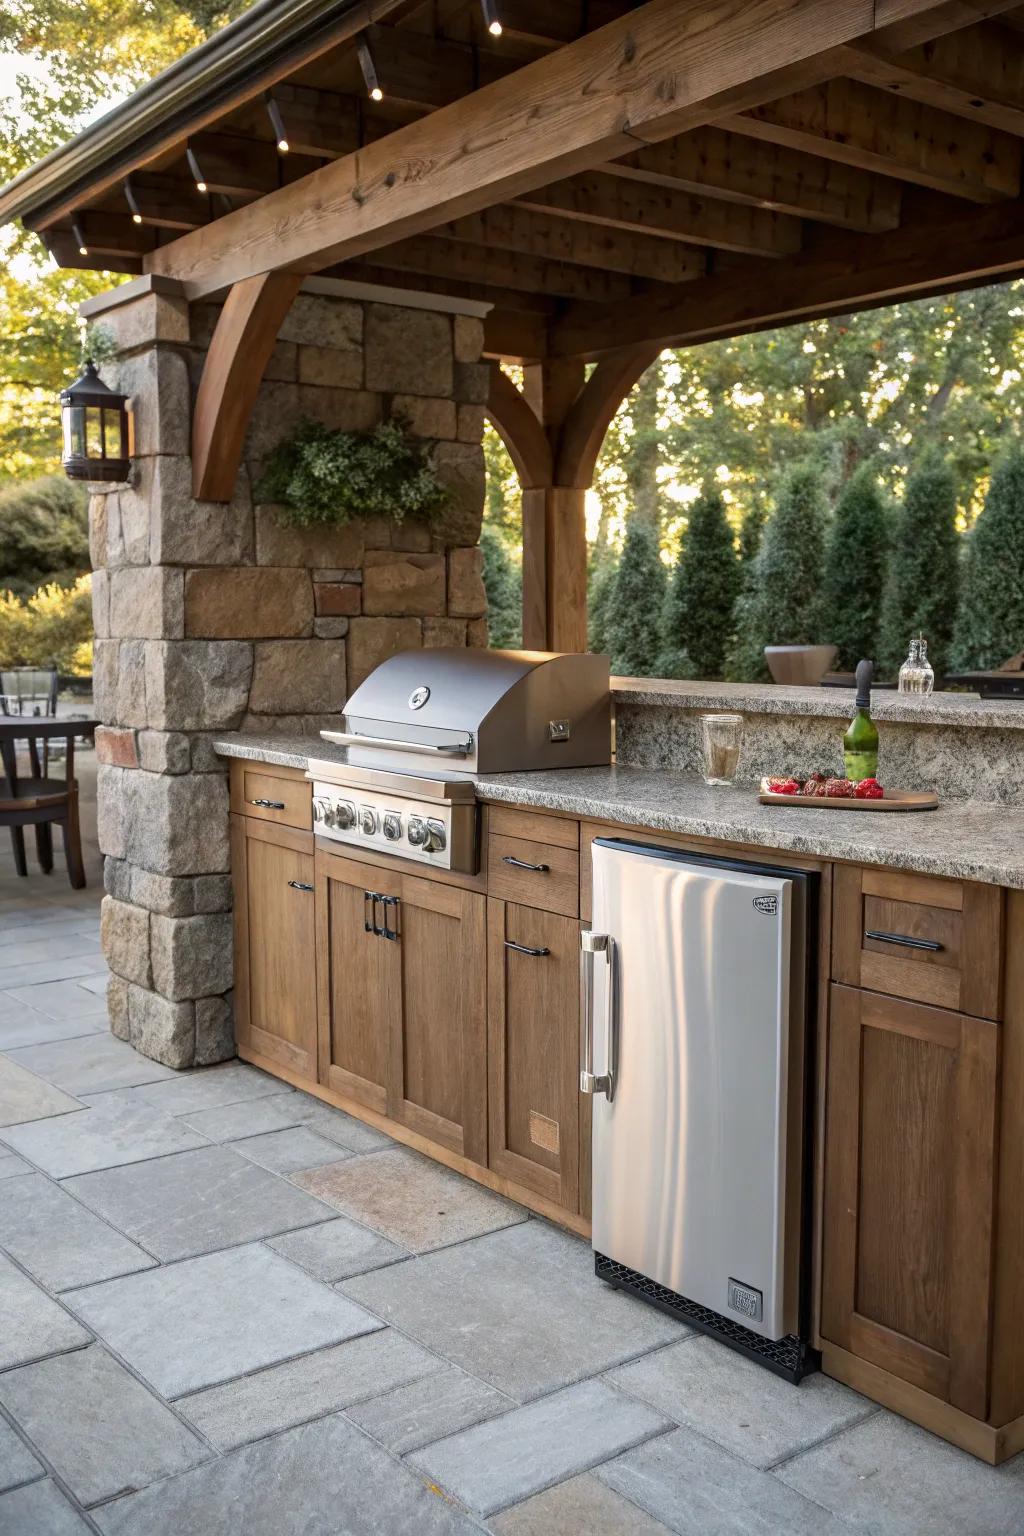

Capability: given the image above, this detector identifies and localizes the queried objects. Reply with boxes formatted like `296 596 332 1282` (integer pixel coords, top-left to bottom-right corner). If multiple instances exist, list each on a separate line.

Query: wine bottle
843 658 879 781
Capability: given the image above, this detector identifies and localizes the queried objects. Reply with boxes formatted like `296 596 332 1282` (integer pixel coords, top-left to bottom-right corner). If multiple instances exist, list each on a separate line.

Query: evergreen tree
479 524 521 649
587 552 618 656
738 499 767 567
879 449 960 678
605 520 665 676
660 485 740 679
821 465 891 670
952 441 1024 670
731 465 829 678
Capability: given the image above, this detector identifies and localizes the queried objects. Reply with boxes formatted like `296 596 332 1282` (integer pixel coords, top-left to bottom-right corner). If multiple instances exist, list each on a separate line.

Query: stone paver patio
1 869 1024 1533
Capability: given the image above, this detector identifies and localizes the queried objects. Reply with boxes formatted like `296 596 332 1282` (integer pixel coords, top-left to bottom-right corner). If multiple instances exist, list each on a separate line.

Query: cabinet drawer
230 762 312 832
832 865 1002 1019
487 833 579 917
488 805 579 850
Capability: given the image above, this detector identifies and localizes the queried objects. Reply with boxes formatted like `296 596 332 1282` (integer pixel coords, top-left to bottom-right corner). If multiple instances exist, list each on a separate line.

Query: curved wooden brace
485 363 553 490
192 271 303 501
554 345 662 489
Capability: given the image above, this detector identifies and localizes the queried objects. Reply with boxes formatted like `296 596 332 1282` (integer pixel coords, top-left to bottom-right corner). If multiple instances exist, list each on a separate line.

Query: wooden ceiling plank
842 22 1024 136
605 125 903 232
549 191 1024 356
720 77 1021 201
366 232 651 300
515 169 803 256
431 203 705 282
492 0 624 46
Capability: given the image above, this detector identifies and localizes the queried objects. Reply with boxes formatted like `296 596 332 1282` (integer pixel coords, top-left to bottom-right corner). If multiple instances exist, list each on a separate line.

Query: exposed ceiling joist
431 203 706 282
841 22 1024 136
515 170 803 256
367 232 660 300
605 125 903 232
720 77 1021 201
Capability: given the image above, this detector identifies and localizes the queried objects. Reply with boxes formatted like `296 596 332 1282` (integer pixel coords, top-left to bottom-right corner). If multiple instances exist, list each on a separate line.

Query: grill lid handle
320 728 472 757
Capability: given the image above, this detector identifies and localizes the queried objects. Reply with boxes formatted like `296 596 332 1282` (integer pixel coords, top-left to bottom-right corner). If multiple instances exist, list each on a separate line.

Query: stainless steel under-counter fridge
582 838 817 1382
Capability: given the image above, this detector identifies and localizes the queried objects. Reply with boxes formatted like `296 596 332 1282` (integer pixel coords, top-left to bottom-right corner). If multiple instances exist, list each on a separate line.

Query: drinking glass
700 713 744 786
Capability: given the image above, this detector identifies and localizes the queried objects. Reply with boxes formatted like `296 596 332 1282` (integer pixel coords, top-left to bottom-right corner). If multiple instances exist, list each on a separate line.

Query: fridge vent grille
594 1253 816 1384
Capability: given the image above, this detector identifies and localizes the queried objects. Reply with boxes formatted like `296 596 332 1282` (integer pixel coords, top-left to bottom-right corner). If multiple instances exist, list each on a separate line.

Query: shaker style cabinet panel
231 816 318 1084
821 983 999 1419
315 849 487 1162
487 899 581 1211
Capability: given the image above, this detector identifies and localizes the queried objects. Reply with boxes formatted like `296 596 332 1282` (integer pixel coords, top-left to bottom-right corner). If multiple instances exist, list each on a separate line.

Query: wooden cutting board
758 788 939 812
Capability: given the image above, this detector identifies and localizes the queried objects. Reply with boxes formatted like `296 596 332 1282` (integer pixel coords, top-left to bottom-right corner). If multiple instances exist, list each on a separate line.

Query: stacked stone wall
88 281 489 1066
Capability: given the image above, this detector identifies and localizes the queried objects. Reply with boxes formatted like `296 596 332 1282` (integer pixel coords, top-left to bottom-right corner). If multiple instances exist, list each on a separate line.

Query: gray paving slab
776 1410 1024 1536
597 1425 848 1535
233 1126 354 1175
0 1477 92 1535
411 1379 671 1518
346 1364 512 1457
0 1345 208 1508
75 973 108 997
92 1414 480 1536
607 1335 877 1469
0 955 105 990
263 1090 395 1152
174 1096 300 1143
3 978 108 1022
295 1146 528 1253
177 1329 441 1451
0 1417 42 1494
0 1057 82 1127
64 1144 334 1261
6 1035 176 1096
0 1173 155 1292
1 1095 210 1178
267 1214 408 1281
0 1251 90 1371
0 904 85 929
0 1149 30 1181
488 1472 674 1535
0 915 99 947
342 1220 685 1400
0 1006 105 1049
0 934 101 969
118 1062 290 1116
66 1242 382 1398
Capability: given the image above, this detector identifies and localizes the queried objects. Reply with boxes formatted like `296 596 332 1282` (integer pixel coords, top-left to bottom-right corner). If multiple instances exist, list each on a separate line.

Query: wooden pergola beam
146 0 976 299
841 23 1024 136
486 364 553 489
549 192 1024 356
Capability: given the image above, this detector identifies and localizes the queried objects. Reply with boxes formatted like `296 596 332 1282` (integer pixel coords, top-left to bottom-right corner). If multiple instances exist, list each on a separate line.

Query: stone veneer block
96 289 191 350
149 459 255 567
454 314 484 363
110 347 191 457
90 566 110 637
126 985 196 1067
392 394 457 439
447 546 486 618
95 726 138 768
100 896 151 988
247 638 346 714
362 551 446 617
299 385 382 435
143 639 254 732
104 859 232 918
424 618 468 648
184 568 313 639
137 730 192 774
278 293 362 350
195 996 235 1065
346 617 422 693
365 304 453 396
150 912 234 1002
108 567 184 640
91 639 148 729
432 441 485 545
253 505 364 568
97 766 230 876
297 343 363 389
453 360 490 405
314 581 360 616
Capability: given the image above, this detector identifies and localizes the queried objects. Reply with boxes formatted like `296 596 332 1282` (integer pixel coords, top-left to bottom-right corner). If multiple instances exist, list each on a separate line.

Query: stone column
86 276 489 1067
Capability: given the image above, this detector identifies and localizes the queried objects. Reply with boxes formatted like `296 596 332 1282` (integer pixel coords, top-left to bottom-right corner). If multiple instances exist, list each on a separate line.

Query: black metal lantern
60 360 130 482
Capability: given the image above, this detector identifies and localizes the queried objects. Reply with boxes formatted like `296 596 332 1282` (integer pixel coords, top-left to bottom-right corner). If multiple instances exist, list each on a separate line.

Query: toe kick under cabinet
229 761 1024 1462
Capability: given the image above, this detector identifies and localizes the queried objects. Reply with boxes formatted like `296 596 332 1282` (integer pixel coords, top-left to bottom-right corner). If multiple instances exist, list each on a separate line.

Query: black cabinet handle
865 929 943 953
250 798 286 809
504 939 551 957
287 880 314 893
502 855 550 873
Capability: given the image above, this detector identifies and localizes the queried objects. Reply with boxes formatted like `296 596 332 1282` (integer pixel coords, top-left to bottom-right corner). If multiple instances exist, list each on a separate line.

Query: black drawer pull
502 855 550 873
288 880 314 893
250 797 286 809
865 929 943 953
504 939 551 957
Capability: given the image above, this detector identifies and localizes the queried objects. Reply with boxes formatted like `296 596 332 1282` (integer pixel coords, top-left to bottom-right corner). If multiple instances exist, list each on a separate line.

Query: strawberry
777 777 802 796
855 777 884 800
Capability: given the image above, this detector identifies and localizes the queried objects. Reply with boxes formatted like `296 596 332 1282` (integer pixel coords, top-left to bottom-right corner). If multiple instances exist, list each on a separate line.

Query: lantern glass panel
85 407 103 459
63 404 86 460
102 404 125 460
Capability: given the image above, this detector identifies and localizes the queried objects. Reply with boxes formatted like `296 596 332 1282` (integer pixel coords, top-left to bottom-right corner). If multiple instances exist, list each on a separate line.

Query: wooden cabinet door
822 983 999 1418
487 899 581 1210
385 872 487 1165
232 815 317 1083
315 849 397 1115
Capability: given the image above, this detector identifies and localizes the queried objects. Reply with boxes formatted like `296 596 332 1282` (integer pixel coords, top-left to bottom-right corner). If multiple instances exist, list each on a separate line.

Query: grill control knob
426 818 447 854
335 800 356 831
313 796 331 827
407 816 427 848
383 812 402 842
359 806 378 836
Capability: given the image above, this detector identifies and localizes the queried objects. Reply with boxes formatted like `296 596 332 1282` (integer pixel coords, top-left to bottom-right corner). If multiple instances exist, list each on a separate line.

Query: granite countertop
611 677 1024 729
214 735 1024 888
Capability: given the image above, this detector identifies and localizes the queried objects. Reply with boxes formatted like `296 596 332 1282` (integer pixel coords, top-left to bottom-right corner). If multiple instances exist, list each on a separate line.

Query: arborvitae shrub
821 465 890 670
605 521 666 676
951 441 1024 671
660 485 740 679
879 449 959 678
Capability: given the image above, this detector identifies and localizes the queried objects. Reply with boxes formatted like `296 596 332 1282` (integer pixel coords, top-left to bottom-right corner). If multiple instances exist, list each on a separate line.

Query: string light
357 38 384 102
124 178 143 224
71 220 88 256
265 96 290 153
481 0 502 35
186 144 207 194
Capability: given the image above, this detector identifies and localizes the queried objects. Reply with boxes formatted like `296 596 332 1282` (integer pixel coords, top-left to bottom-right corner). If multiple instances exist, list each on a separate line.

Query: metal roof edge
0 0 368 229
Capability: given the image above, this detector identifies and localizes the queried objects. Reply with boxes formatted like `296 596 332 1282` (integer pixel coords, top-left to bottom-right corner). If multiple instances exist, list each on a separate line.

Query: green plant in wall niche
256 417 451 528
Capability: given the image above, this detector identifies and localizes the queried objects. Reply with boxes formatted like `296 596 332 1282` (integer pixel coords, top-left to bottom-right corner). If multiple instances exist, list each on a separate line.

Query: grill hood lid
344 648 555 732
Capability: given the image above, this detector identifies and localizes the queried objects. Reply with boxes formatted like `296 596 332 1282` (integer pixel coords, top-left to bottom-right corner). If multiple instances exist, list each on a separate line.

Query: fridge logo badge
752 894 778 916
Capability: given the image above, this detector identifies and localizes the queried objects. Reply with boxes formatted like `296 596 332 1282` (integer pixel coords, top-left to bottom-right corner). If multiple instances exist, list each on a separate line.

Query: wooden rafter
431 204 705 283
144 0 983 298
367 233 655 301
841 22 1024 136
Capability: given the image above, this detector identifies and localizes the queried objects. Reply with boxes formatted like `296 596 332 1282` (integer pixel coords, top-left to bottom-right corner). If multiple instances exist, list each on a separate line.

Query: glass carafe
898 638 925 694
916 637 935 695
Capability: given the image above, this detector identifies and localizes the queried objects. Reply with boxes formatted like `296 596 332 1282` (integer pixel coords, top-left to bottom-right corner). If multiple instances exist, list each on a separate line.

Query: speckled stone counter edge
611 678 1024 730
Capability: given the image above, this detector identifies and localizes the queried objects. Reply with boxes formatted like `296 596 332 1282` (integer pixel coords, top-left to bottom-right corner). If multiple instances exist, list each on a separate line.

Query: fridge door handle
580 930 616 1100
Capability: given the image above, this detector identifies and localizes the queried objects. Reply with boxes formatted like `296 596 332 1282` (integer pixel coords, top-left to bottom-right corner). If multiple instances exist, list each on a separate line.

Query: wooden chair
0 719 95 889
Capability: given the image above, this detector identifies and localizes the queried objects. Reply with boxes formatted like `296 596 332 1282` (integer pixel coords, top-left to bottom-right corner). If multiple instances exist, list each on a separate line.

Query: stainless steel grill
307 647 611 872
